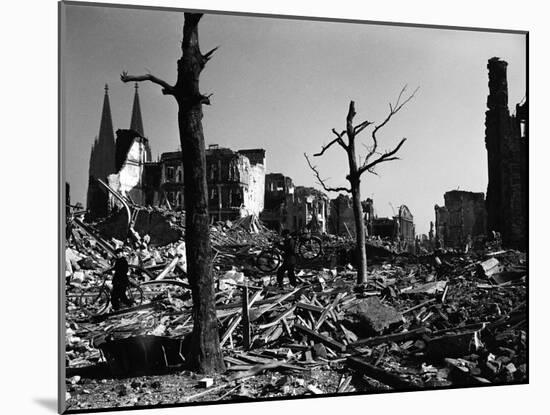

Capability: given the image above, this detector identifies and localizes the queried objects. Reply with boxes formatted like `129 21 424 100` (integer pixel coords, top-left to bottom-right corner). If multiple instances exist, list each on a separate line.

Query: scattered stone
346 296 403 335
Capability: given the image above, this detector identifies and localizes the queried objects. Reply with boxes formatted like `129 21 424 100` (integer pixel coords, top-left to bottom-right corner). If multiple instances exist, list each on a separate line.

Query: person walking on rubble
111 248 134 311
277 229 298 288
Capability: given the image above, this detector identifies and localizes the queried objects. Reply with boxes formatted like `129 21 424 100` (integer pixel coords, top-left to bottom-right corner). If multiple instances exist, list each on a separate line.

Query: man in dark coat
277 229 297 288
111 248 133 311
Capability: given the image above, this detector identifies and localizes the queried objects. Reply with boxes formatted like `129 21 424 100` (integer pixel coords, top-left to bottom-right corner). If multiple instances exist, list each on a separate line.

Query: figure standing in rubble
277 229 297 288
111 248 134 310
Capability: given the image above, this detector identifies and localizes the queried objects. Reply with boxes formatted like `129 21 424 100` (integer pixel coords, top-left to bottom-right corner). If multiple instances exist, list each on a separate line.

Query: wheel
66 284 86 320
79 286 110 315
297 236 323 260
128 265 154 283
256 248 282 273
126 285 144 306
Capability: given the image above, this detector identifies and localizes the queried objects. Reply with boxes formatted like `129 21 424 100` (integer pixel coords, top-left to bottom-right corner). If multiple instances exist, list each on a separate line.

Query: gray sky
61 3 526 234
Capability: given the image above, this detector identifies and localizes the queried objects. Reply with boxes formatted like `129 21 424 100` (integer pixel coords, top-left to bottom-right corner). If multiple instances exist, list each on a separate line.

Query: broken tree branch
354 119 374 135
346 101 357 145
304 153 352 193
203 46 219 62
314 128 348 157
359 137 407 176
120 71 176 95
314 137 341 157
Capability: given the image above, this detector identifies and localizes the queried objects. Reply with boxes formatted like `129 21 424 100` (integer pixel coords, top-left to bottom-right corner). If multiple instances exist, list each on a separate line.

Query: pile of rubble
65 214 526 410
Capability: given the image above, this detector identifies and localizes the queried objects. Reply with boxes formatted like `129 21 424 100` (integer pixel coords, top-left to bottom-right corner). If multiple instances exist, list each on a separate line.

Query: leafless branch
332 129 349 149
121 71 175 95
304 153 351 193
199 93 214 105
313 136 340 157
359 138 407 176
363 85 418 164
367 167 380 177
313 129 348 156
203 46 219 62
354 119 373 135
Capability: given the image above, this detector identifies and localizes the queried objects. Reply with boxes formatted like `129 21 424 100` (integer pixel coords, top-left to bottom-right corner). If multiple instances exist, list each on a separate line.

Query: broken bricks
65 213 527 403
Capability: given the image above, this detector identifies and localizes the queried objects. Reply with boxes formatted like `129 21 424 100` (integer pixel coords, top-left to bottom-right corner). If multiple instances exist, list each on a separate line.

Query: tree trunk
351 179 367 284
177 13 225 373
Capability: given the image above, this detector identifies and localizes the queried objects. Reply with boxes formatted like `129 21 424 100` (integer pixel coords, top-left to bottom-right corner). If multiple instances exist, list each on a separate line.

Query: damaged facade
327 195 375 238
327 196 415 248
435 190 487 248
151 145 266 222
261 174 330 233
371 205 415 246
261 173 295 231
107 129 151 206
485 57 528 249
86 85 267 223
87 84 152 217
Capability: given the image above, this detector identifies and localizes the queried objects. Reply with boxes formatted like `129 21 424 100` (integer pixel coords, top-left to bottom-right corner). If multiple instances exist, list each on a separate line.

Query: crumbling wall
241 157 265 217
485 57 527 249
435 191 486 248
108 130 150 208
396 205 415 245
434 205 449 248
328 194 357 237
261 173 295 231
289 187 329 234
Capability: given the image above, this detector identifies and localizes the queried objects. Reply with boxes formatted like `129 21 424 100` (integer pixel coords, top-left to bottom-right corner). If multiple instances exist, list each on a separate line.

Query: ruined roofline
488 56 507 65
160 151 183 161
160 147 267 160
237 148 266 153
266 172 292 180
294 186 330 199
114 129 149 172
444 189 485 198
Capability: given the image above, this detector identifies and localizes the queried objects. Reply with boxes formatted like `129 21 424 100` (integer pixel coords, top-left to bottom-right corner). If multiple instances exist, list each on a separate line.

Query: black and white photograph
59 1 527 412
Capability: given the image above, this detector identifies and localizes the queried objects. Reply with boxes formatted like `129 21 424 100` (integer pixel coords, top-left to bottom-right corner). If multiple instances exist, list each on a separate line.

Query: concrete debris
65 210 526 409
345 296 404 335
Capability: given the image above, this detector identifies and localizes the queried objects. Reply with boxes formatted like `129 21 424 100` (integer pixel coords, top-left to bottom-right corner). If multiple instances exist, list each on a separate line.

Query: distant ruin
435 190 487 248
485 57 527 249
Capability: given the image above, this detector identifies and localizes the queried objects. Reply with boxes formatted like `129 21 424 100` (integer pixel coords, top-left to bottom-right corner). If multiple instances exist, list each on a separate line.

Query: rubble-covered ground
64 214 527 411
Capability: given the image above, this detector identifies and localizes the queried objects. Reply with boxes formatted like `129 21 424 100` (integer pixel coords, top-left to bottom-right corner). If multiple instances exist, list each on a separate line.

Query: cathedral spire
130 82 144 136
87 83 116 218
98 84 115 146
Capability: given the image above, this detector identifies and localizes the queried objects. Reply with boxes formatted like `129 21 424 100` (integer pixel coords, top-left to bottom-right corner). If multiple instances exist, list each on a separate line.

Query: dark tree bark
305 87 417 285
121 13 225 373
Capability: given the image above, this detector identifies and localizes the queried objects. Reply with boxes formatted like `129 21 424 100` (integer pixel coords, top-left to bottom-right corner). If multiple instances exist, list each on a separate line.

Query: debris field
64 212 527 411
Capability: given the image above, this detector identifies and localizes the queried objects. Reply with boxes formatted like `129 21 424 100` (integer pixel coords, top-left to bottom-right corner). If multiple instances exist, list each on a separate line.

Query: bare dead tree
121 13 225 373
305 86 418 285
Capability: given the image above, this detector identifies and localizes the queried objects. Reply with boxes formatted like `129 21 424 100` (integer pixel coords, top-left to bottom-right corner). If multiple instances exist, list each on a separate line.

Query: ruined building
292 187 330 233
87 84 152 217
86 85 116 219
435 190 487 248
107 129 151 206
262 174 330 234
327 196 413 244
485 57 527 249
108 84 153 207
261 173 295 231
394 205 415 245
150 145 266 221
327 195 374 238
371 205 415 245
